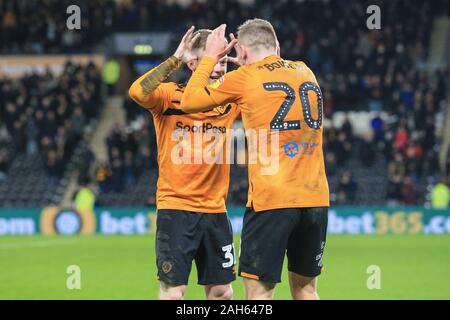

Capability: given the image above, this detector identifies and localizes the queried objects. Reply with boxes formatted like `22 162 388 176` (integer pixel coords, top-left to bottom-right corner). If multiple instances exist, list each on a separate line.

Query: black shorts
238 207 328 284
156 209 236 286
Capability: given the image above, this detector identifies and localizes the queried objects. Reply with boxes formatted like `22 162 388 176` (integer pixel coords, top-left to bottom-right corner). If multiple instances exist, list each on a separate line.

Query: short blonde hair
237 18 277 51
191 29 229 56
191 29 212 55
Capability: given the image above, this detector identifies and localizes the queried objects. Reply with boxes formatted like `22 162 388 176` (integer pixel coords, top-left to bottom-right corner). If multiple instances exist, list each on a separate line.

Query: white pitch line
0 239 80 250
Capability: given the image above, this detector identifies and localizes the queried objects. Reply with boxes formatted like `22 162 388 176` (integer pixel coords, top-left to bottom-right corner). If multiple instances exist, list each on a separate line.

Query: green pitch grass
1 235 449 300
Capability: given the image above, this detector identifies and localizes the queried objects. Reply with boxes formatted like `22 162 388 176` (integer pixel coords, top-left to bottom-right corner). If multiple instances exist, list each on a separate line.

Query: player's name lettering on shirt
261 59 298 72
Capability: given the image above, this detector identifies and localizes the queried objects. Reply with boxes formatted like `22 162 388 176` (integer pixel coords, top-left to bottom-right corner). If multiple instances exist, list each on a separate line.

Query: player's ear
241 45 249 62
186 59 197 72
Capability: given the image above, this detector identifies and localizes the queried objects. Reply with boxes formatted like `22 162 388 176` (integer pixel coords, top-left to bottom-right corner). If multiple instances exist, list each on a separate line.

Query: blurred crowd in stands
71 97 159 206
0 62 102 185
96 117 156 194
1 0 449 207
1 0 448 104
0 0 116 53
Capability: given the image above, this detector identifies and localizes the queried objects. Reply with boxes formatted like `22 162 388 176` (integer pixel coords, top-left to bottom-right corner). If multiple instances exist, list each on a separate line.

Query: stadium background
0 0 449 299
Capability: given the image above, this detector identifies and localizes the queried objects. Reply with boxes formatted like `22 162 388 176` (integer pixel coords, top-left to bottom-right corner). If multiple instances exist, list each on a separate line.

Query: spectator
431 178 450 209
325 152 338 176
388 153 406 178
45 149 63 186
25 119 39 155
394 124 409 153
370 113 384 143
124 150 136 186
103 58 120 95
0 147 10 182
401 176 418 206
74 183 96 212
337 171 358 204
360 133 376 167
77 148 95 186
341 115 354 143
387 175 403 207
110 154 125 193
96 162 112 193
72 106 86 139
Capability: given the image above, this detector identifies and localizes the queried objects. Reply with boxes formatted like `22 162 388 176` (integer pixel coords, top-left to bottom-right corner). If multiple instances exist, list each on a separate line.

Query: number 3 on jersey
264 81 323 131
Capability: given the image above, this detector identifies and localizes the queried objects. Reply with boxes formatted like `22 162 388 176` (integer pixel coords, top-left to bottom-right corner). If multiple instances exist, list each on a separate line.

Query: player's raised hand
227 33 241 66
204 24 238 61
173 26 199 63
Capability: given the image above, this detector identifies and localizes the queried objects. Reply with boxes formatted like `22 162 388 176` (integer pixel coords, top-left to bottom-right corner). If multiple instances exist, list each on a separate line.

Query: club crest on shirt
210 79 221 88
162 261 173 274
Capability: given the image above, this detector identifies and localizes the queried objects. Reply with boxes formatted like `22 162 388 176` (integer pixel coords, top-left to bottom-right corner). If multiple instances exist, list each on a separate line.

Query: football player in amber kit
181 20 329 300
129 27 239 300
